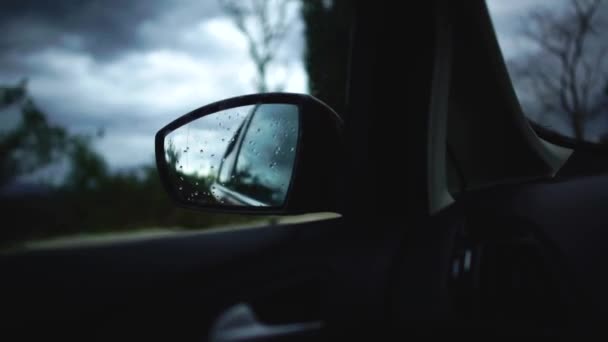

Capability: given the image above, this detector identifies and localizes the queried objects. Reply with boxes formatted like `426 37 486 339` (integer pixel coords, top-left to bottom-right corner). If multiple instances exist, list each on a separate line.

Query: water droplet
211 165 215 169
179 186 183 190
194 191 199 196
179 165 183 169
200 149 203 153
221 138 225 142
195 182 198 186
180 177 184 181
183 149 187 153
257 128 261 133
231 175 235 179
290 147 295 152
211 154 215 157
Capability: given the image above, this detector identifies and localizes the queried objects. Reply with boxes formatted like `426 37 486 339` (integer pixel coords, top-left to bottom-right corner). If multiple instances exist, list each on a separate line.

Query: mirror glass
163 103 299 207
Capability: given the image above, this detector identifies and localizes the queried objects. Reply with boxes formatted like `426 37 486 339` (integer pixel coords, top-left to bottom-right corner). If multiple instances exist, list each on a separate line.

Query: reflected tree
225 167 280 205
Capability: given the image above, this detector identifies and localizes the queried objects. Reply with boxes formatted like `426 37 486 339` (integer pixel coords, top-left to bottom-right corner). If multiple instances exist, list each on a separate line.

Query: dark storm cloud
0 0 223 61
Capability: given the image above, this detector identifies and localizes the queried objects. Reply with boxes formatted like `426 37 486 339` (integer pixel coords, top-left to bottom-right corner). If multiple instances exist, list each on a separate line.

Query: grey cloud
0 0 223 62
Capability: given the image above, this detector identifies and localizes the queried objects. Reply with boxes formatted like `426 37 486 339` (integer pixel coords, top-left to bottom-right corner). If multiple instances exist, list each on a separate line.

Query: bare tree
219 0 295 92
513 0 608 140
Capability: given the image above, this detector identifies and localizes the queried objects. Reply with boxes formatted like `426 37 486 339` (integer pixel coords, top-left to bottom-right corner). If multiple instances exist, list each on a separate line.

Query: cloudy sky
0 0 306 171
0 0 602 175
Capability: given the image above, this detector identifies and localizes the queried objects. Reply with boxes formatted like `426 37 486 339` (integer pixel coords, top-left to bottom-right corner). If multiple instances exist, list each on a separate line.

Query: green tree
0 81 71 186
301 0 354 117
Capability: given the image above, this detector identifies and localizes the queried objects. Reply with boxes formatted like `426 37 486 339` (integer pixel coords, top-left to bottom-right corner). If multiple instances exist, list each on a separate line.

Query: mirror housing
155 93 343 214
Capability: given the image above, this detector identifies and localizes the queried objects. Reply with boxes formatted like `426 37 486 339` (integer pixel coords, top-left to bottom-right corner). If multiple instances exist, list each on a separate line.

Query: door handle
209 303 322 342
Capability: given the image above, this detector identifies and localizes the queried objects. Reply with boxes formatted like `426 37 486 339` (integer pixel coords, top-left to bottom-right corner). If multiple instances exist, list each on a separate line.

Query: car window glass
231 104 299 205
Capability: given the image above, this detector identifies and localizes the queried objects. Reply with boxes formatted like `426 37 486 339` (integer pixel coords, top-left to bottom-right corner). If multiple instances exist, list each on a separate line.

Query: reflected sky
165 106 252 177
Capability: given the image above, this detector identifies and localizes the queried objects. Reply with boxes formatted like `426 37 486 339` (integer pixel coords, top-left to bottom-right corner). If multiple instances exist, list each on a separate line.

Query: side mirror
155 93 343 214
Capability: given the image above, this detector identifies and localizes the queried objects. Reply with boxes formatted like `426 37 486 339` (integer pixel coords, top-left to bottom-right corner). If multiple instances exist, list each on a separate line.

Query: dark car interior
2 0 608 340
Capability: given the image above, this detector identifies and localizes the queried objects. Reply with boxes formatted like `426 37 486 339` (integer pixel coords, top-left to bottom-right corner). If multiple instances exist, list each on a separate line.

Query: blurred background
0 0 606 248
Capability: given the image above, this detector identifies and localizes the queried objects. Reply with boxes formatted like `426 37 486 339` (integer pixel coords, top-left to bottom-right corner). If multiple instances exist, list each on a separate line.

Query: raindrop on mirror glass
180 177 184 181
221 138 225 142
179 186 183 191
257 128 261 133
211 154 215 157
200 149 203 153
211 166 215 169
290 147 295 152
195 182 198 186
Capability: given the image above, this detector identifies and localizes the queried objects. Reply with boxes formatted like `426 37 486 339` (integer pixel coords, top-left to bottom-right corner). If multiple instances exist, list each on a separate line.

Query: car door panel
0 218 342 340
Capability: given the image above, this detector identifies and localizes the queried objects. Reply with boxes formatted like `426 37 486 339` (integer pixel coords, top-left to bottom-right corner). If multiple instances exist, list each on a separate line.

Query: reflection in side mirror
163 104 299 207
156 93 343 214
